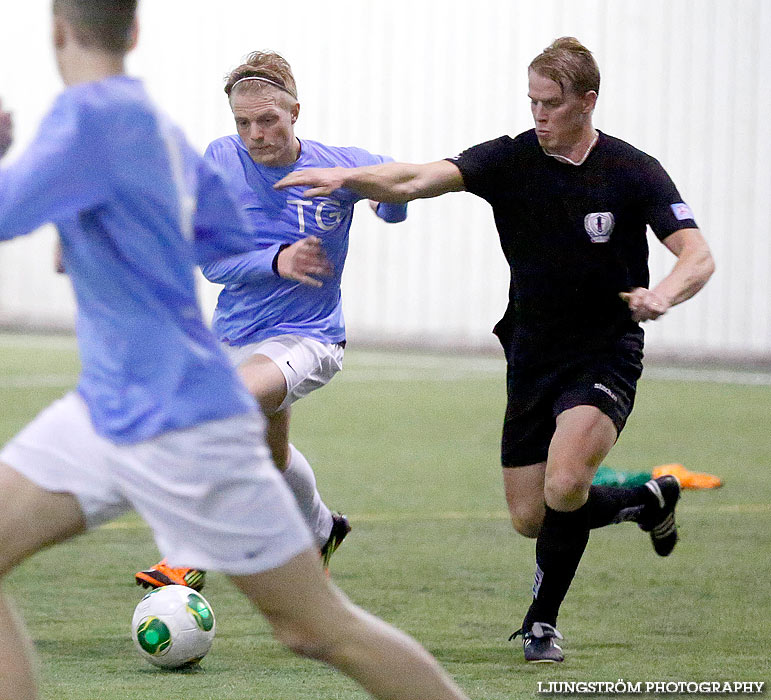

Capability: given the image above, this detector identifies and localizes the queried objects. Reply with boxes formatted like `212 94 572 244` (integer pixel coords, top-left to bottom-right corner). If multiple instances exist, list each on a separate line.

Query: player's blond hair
529 37 600 96
224 51 298 105
53 0 137 53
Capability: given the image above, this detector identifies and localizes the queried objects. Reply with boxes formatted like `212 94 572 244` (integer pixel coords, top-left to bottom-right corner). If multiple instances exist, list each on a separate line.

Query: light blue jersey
202 136 407 346
0 77 256 443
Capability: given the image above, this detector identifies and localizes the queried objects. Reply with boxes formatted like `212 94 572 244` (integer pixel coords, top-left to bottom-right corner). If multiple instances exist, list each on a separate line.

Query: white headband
230 76 295 98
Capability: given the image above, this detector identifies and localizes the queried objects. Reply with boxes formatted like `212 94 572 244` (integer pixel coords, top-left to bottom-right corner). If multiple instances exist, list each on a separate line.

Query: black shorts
501 334 643 467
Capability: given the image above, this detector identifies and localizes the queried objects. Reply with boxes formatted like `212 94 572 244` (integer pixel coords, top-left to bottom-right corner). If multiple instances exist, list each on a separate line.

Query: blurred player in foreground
0 2 470 699
136 50 407 590
276 37 715 663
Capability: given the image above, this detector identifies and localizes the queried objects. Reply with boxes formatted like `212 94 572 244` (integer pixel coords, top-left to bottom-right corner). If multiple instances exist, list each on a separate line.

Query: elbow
381 182 416 204
383 171 426 203
700 249 716 286
681 236 715 292
682 249 715 301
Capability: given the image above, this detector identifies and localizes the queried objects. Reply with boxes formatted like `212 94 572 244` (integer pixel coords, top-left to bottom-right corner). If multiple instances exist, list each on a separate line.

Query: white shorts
223 334 344 412
0 393 314 575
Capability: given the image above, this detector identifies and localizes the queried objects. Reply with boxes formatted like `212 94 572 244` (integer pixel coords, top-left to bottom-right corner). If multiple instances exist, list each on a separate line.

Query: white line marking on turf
645 366 771 386
340 356 771 386
7 363 770 388
352 351 503 372
100 503 771 530
339 368 500 383
1 336 770 386
343 504 771 520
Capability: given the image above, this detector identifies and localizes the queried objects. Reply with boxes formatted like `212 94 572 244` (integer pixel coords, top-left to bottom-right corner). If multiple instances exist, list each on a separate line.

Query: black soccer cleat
320 512 351 570
509 622 565 663
638 475 681 556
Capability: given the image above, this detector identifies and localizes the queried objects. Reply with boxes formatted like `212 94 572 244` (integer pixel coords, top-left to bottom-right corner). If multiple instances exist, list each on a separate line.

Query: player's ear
52 15 68 51
290 102 300 124
126 17 139 52
582 90 597 114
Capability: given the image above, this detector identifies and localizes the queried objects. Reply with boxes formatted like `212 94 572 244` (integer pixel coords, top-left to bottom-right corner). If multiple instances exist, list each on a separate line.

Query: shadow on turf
573 641 634 652
35 637 127 658
34 636 207 674
132 664 206 674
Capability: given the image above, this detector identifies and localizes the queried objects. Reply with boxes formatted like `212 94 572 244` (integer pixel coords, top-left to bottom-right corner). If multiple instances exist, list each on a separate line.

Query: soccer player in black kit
276 37 715 663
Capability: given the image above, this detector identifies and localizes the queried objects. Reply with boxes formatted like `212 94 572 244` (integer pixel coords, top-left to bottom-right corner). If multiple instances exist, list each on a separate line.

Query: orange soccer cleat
135 558 206 591
652 463 723 490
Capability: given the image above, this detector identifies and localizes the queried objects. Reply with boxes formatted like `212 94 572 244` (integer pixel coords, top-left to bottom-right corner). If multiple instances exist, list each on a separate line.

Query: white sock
282 444 334 549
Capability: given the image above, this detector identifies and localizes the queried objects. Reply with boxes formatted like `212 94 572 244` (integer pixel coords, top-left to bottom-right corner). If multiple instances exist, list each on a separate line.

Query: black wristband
272 244 291 277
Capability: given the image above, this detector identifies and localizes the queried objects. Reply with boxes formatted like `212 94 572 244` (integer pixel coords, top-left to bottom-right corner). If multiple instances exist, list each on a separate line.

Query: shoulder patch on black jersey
671 202 694 221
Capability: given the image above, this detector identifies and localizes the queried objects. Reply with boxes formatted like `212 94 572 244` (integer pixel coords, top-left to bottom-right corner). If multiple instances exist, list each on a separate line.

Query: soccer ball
131 585 216 669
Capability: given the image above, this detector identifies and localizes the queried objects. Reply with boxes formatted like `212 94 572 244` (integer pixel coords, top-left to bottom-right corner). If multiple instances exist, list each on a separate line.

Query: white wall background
0 0 769 359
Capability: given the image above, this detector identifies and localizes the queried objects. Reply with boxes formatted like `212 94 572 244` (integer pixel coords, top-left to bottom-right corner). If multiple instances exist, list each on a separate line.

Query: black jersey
449 129 697 366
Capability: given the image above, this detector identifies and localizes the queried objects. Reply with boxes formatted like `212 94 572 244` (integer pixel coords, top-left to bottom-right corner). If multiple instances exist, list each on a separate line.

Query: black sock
523 503 591 630
587 484 653 529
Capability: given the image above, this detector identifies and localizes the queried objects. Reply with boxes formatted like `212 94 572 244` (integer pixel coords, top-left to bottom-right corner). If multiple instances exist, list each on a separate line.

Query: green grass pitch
0 334 769 698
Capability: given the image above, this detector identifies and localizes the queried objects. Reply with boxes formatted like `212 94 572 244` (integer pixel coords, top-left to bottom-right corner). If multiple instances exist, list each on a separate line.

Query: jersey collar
542 130 599 166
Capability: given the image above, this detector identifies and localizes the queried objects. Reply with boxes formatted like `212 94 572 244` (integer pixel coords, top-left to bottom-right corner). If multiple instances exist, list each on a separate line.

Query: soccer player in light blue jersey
137 51 408 590
0 3 471 699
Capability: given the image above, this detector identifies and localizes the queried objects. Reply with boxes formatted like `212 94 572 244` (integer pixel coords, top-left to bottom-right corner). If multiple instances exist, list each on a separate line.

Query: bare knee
231 551 356 664
503 465 546 538
544 471 591 511
266 612 345 662
275 627 329 661
507 502 544 538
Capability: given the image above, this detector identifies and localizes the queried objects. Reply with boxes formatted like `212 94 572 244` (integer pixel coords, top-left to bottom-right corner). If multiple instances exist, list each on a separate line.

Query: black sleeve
445 135 515 203
638 155 698 241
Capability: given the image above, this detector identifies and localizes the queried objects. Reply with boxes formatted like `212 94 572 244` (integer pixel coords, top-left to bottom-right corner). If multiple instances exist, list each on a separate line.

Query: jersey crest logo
584 212 615 243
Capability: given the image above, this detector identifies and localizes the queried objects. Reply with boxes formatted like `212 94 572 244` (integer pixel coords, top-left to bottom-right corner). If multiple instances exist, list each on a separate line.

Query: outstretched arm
275 160 465 203
620 228 714 322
